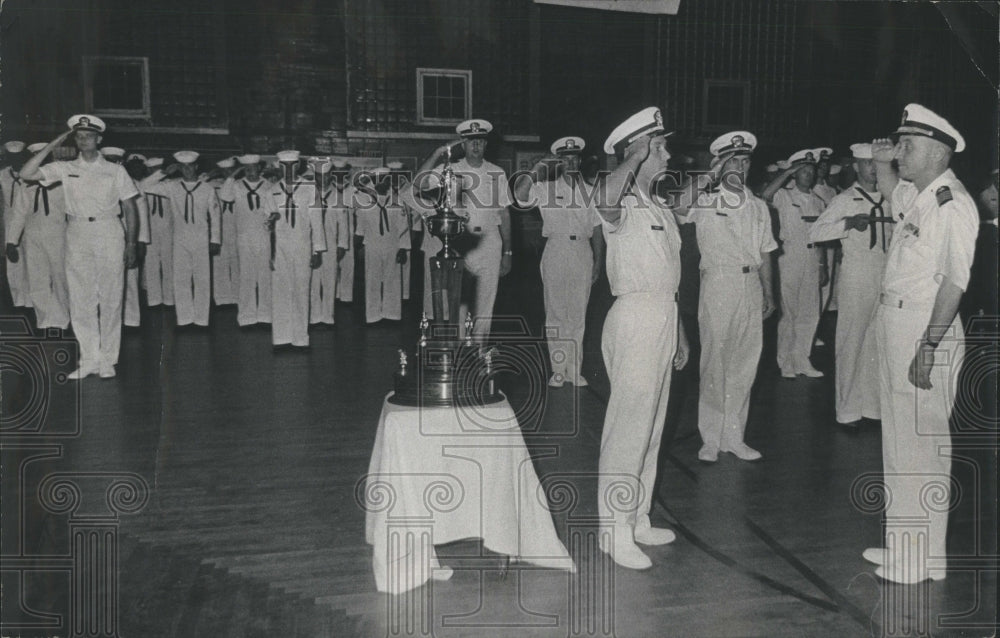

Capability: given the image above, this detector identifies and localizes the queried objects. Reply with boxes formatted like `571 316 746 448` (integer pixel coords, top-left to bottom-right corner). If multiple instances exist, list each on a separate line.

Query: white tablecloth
364 393 574 594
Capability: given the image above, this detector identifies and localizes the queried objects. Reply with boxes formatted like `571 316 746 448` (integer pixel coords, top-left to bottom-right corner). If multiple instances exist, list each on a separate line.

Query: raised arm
595 137 651 226
871 138 899 201
761 165 797 203
20 131 72 181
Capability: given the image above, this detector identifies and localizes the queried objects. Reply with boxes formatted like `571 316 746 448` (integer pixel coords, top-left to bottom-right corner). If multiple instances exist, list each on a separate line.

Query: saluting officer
679 131 777 463
862 104 978 585
809 143 892 428
513 136 603 388
19 115 141 378
414 119 514 339
763 149 828 378
5 142 69 329
594 107 689 570
219 154 272 326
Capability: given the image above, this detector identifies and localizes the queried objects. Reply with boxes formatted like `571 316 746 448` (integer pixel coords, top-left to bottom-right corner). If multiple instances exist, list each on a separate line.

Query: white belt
68 215 117 223
879 292 933 311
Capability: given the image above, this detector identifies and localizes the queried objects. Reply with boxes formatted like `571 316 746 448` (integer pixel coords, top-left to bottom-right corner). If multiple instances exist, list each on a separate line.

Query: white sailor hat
849 143 872 160
276 150 300 163
27 143 47 153
370 166 391 178
173 150 200 164
67 114 106 133
216 157 235 169
237 154 260 165
551 136 585 155
308 157 335 172
100 147 126 159
710 131 757 157
4 141 26 153
603 107 669 155
331 159 350 170
126 153 147 163
144 157 164 168
894 103 965 152
830 164 842 175
456 119 492 139
776 160 790 170
765 164 779 172
386 160 404 170
813 147 833 161
787 149 818 166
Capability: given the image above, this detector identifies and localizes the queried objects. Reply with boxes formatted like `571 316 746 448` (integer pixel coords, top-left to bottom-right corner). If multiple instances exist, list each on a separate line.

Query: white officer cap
603 107 670 155
237 154 261 165
100 147 126 159
710 131 757 157
173 150 200 164
4 141 25 153
27 142 47 153
787 149 818 166
551 136 585 155
67 114 106 133
894 103 965 153
849 143 872 160
456 119 492 139
216 157 235 169
276 150 300 163
386 160 405 170
331 159 350 170
144 157 164 168
813 147 833 161
830 164 842 175
126 153 147 163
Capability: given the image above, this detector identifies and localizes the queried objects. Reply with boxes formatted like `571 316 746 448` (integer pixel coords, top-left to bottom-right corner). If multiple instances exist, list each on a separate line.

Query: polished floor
1 249 996 637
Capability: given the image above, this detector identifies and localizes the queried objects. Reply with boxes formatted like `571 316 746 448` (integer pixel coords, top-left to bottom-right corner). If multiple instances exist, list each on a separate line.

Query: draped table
364 393 574 594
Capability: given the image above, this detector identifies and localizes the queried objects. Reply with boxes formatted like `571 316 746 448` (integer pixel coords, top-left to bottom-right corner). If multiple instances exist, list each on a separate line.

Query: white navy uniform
219 177 272 325
123 186 151 327
2 166 31 307
774 187 826 374
144 187 174 306
264 180 326 346
599 190 681 531
39 154 138 370
530 176 601 384
7 179 69 328
814 181 838 312
875 169 977 574
683 185 777 451
212 179 240 305
810 183 891 423
428 158 512 336
309 182 353 324
337 204 357 303
144 175 221 326
355 189 411 323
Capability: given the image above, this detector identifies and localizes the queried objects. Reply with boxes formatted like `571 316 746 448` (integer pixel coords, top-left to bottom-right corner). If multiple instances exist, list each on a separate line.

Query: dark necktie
855 187 886 251
33 183 50 215
10 175 21 206
244 180 262 211
181 181 201 223
377 200 389 236
147 193 165 217
281 183 297 227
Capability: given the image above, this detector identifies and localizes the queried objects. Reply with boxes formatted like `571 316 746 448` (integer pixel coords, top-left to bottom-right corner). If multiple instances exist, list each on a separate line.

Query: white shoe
781 368 797 379
548 373 565 388
798 366 824 378
634 526 676 546
875 561 946 584
99 365 116 379
862 547 890 565
815 337 826 346
67 366 98 380
720 442 762 461
570 375 589 387
431 566 454 581
599 536 652 570
697 444 719 463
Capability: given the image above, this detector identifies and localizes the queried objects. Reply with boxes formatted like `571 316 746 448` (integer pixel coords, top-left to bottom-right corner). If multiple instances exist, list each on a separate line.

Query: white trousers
237 239 271 326
337 247 355 302
697 269 763 449
310 246 339 324
145 220 174 306
65 218 124 368
212 224 239 305
5 208 30 307
541 237 592 380
460 231 501 338
874 303 958 570
173 239 211 326
777 244 821 372
598 292 677 529
124 267 141 327
363 240 402 323
271 241 312 346
24 228 69 328
833 260 882 422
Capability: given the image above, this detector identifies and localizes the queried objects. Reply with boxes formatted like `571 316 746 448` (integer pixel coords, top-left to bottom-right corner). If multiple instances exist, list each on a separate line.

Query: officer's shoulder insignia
935 185 953 207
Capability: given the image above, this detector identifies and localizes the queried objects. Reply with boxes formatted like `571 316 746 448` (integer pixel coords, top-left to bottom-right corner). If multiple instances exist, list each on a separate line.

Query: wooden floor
1 252 996 637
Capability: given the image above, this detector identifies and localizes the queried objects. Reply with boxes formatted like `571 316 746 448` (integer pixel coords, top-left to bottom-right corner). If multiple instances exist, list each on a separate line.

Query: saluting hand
871 138 896 163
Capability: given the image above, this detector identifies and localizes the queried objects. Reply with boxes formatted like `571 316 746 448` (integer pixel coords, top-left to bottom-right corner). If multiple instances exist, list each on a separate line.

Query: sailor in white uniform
2 141 31 307
862 105 978 585
212 157 240 306
142 156 174 307
809 143 892 427
309 157 352 325
355 167 411 323
219 154 272 326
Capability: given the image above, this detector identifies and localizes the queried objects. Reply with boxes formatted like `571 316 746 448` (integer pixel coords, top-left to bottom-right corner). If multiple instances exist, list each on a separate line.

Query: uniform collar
912 168 956 200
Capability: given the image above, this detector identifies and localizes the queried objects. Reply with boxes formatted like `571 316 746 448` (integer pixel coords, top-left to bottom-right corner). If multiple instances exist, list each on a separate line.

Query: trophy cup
390 148 502 407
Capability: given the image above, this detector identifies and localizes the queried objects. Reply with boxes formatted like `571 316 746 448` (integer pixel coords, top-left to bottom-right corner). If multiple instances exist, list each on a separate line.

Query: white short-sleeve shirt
602 190 681 296
529 177 601 238
685 185 776 269
39 155 138 219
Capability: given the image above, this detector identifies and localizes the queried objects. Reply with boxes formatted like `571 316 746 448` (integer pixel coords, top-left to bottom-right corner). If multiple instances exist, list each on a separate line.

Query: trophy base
389 340 504 408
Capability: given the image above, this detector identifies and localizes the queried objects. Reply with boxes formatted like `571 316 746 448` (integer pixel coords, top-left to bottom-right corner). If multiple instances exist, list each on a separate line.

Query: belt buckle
569 235 577 240
741 265 751 273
